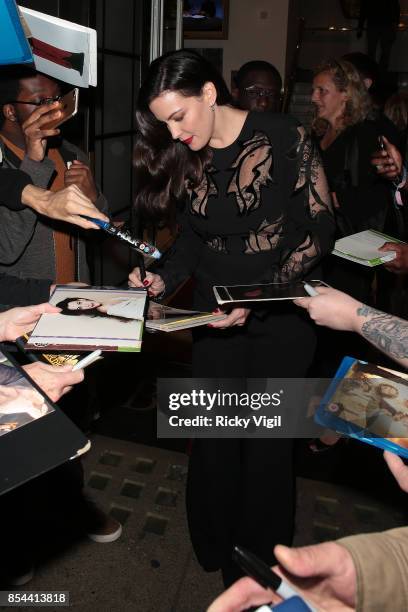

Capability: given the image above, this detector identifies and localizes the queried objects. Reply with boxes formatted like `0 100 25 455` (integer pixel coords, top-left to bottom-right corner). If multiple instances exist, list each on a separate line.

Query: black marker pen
233 546 314 611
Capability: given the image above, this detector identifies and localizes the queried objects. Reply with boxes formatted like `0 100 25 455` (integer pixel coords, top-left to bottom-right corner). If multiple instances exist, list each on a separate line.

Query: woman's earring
210 103 215 112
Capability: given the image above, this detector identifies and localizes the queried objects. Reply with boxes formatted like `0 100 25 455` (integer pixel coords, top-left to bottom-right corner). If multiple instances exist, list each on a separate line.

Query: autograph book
25 286 146 352
332 229 402 267
316 357 408 459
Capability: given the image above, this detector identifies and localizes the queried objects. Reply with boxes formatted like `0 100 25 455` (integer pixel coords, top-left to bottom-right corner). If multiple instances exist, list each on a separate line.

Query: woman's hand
209 308 250 329
0 303 61 342
128 267 165 297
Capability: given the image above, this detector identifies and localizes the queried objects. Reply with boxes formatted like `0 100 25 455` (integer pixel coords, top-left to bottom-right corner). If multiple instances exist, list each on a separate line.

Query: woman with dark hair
128 49 334 585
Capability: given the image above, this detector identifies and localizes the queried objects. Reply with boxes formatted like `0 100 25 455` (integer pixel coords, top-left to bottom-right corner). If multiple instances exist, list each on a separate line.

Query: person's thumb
378 241 397 252
274 543 332 578
33 302 61 314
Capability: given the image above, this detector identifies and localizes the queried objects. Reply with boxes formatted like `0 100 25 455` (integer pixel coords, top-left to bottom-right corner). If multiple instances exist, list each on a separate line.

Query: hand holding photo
317 357 408 458
213 280 329 305
146 302 227 332
332 229 402 267
26 286 146 351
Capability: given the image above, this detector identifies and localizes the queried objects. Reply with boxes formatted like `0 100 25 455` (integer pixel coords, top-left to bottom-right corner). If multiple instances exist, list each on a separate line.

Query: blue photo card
0 0 33 65
316 356 408 459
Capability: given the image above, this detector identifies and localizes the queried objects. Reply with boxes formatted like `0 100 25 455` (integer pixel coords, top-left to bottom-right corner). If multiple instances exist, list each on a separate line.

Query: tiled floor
7 433 405 612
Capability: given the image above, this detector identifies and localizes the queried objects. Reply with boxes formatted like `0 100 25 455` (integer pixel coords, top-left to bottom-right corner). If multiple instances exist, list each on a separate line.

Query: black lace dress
158 111 334 376
155 111 335 583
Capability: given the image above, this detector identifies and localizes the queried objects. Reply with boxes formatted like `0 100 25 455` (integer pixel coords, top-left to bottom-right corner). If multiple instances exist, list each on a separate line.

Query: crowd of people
1 30 408 610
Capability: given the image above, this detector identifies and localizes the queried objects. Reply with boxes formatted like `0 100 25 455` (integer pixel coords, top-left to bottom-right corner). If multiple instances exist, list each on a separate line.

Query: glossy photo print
0 352 54 438
317 358 408 456
26 287 146 351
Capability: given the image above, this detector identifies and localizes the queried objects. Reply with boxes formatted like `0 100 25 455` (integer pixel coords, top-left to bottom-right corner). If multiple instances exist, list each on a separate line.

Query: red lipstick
182 136 193 145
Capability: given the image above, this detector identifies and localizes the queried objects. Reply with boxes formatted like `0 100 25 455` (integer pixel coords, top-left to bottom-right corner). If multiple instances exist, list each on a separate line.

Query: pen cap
255 595 312 611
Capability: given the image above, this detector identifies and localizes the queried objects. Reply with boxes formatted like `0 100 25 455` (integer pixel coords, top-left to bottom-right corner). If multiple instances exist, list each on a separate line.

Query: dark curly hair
133 49 232 224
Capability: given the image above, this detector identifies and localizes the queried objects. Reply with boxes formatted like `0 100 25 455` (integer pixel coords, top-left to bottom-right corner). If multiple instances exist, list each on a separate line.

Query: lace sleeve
274 125 335 282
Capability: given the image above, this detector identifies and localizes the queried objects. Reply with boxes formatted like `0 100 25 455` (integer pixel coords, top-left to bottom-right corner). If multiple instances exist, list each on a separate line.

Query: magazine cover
19 5 97 87
26 286 146 352
0 349 90 495
316 357 408 457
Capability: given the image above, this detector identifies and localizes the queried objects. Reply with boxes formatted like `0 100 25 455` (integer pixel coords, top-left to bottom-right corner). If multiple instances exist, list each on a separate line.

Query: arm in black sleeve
152 205 204 298
334 122 392 234
272 125 335 282
0 273 52 308
0 169 32 212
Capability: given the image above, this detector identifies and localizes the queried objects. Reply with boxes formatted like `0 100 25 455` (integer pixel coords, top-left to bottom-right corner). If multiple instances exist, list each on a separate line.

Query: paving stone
15 438 406 612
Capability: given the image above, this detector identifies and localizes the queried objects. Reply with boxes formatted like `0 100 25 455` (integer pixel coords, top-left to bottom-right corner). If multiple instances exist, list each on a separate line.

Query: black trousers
188 308 315 585
187 437 294 585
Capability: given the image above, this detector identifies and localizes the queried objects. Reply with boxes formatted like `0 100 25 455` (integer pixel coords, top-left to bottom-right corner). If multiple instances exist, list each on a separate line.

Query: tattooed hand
296 286 408 369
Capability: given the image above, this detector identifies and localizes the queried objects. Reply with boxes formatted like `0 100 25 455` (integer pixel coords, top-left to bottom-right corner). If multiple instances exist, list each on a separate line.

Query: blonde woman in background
309 60 397 453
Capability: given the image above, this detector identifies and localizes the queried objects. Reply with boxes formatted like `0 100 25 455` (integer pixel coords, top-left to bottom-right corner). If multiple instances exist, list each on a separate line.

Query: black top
0 273 51 308
318 119 393 237
0 168 32 212
157 112 335 310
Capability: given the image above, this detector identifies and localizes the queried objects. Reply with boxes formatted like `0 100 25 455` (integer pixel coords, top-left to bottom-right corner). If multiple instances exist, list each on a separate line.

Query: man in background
233 60 282 113
0 65 108 283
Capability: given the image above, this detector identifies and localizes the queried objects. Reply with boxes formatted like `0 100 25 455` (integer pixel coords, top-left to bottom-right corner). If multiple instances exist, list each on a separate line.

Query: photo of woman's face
66 298 100 311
